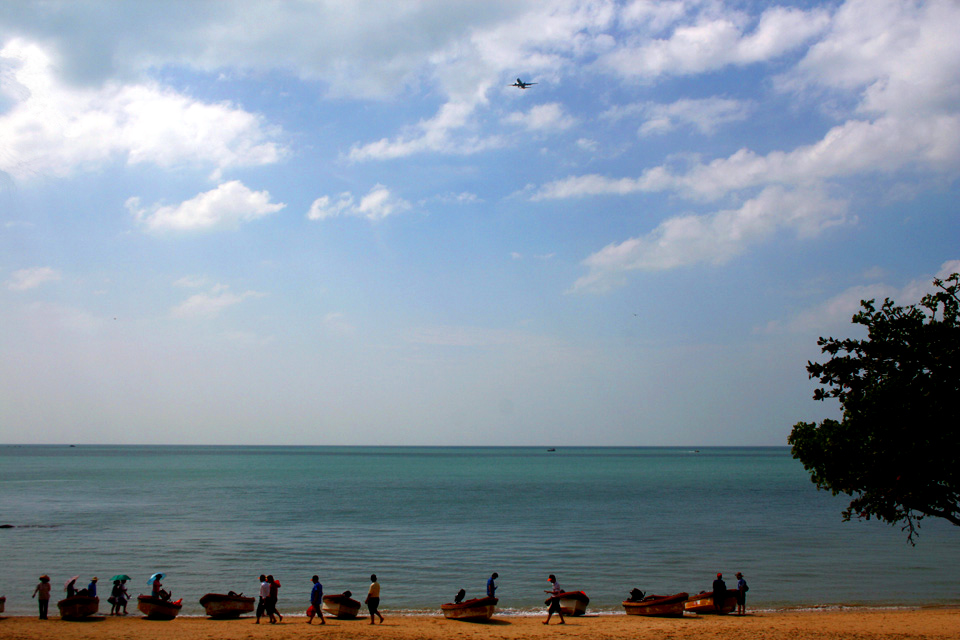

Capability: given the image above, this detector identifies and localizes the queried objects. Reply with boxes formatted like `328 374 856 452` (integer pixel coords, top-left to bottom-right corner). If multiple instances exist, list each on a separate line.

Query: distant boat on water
441 596 498 621
199 592 254 618
622 592 688 617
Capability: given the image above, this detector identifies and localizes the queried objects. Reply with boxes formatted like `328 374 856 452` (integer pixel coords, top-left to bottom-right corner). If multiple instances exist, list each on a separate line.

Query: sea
1 445 958 617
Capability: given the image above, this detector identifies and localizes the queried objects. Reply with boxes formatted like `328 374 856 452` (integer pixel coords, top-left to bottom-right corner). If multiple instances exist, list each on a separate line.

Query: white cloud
6 266 61 291
171 284 265 319
504 102 577 132
0 40 284 182
307 185 411 221
600 6 830 79
570 187 848 294
633 97 752 136
130 181 285 232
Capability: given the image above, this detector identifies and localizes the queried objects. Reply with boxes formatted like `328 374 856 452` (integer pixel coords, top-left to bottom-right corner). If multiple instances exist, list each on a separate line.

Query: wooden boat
441 596 498 621
684 590 738 615
137 595 183 619
623 592 689 617
0 595 5 614
322 593 362 619
545 591 589 616
57 595 99 619
199 592 255 618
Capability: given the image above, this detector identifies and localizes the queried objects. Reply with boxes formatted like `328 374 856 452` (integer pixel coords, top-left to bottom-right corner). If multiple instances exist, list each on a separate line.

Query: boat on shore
0 595 5 614
57 595 99 619
137 595 183 619
623 592 689 617
199 592 255 618
545 591 590 616
441 596 498 621
684 590 738 614
322 592 362 619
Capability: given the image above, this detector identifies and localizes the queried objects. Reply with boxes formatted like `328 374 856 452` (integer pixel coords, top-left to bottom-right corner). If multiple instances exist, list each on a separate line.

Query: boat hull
441 597 497 621
0 596 5 614
684 590 737 615
199 593 255 618
57 596 99 619
623 592 689 617
322 594 362 619
137 595 183 620
545 591 589 616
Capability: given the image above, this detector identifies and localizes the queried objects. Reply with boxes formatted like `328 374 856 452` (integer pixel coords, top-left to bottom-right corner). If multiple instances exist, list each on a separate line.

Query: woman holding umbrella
109 575 131 615
149 573 171 601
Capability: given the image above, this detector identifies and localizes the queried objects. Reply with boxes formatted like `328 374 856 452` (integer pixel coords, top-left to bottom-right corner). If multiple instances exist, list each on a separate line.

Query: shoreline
1 607 959 640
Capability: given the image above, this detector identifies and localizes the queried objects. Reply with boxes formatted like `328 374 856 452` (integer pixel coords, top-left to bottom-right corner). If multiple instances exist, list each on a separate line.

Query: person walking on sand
256 574 269 623
487 572 499 598
712 573 727 612
110 580 121 615
366 574 384 624
543 574 565 625
118 579 130 614
735 572 748 615
32 575 51 620
267 575 283 623
308 575 325 624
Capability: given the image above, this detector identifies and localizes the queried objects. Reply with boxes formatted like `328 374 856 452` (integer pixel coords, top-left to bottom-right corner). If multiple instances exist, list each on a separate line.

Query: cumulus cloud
307 185 411 221
171 284 265 318
569 187 848 294
612 97 753 136
0 40 284 182
504 102 577 132
129 181 285 232
600 6 831 79
6 266 61 291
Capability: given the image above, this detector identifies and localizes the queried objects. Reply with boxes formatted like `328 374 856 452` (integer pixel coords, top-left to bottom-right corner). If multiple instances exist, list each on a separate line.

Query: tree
788 273 960 543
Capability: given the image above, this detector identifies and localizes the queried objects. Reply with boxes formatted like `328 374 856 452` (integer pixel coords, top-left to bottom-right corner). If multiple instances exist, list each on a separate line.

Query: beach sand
1 608 959 640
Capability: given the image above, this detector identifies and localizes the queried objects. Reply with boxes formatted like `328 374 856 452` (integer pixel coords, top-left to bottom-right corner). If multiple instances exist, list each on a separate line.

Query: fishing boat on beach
199 592 255 618
0 595 5 614
137 595 183 619
545 591 590 616
57 595 99 619
441 596 498 621
684 590 738 614
623 592 689 617
322 592 362 619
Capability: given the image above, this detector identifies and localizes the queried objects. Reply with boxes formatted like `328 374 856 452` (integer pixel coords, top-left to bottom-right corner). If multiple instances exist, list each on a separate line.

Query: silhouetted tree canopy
789 273 960 543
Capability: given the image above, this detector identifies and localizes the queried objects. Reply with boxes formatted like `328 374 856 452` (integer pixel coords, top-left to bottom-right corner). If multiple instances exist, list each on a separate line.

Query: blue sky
1 0 957 445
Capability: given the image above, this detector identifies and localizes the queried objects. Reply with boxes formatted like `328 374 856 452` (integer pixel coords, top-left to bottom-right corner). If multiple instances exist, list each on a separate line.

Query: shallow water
1 446 958 615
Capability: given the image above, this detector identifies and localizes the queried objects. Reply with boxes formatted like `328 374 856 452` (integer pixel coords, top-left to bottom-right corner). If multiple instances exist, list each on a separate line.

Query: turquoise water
1 445 958 616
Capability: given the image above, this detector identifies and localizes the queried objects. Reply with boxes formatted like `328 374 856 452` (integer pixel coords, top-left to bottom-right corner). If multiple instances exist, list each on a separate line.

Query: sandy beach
1 608 959 640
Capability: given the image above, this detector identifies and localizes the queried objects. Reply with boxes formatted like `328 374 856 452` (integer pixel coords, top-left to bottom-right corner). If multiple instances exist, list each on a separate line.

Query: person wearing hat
88 577 98 598
32 575 51 619
735 572 748 615
712 573 727 612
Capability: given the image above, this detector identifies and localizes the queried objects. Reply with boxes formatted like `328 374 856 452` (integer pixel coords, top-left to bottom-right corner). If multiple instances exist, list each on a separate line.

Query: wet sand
1 608 959 640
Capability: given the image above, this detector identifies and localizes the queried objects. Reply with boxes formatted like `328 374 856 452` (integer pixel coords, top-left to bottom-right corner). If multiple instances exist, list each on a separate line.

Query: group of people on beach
257 573 384 626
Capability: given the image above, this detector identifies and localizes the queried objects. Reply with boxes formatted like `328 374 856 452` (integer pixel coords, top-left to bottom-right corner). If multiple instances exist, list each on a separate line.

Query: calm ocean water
1 445 958 616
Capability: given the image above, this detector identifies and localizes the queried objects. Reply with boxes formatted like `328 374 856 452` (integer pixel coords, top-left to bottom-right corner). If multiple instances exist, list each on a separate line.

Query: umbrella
147 572 165 585
64 575 79 588
111 574 131 582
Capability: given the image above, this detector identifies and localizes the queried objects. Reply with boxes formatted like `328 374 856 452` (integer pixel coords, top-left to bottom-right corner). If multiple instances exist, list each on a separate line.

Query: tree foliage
788 273 960 543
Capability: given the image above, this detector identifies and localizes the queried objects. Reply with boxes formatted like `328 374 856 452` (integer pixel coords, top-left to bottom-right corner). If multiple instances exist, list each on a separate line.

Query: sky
1 0 958 446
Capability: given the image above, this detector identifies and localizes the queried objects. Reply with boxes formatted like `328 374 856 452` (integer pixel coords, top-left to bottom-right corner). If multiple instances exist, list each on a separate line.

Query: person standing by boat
87 577 98 598
543 574 565 625
486 572 498 598
118 579 130 614
65 577 78 598
266 575 282 623
256 574 269 623
308 575 325 624
32 575 51 620
735 572 748 615
712 573 727 612
366 574 384 625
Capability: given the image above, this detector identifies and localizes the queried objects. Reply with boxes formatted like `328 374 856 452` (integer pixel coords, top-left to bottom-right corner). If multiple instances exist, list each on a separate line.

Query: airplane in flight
510 78 537 89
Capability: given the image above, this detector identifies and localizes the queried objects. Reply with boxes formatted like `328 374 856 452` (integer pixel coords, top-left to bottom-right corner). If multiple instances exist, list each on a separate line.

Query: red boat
57 595 99 619
441 596 498 621
684 590 738 615
623 592 689 617
545 591 589 616
137 595 183 619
